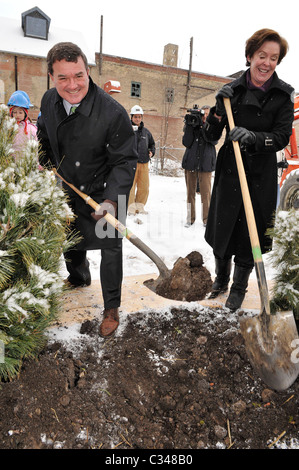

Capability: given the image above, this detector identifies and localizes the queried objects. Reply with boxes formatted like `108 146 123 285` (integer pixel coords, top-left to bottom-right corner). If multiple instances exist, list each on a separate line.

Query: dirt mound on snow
152 251 213 301
1 307 298 450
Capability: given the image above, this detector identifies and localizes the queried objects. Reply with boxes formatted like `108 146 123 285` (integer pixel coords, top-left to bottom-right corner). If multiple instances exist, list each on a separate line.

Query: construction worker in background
128 105 156 215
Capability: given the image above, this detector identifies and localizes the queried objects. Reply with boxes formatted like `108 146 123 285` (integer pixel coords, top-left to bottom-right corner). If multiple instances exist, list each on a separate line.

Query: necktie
70 106 77 115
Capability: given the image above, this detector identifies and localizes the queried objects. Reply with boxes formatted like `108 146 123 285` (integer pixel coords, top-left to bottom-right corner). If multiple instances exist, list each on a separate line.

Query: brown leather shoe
99 308 119 337
64 276 91 288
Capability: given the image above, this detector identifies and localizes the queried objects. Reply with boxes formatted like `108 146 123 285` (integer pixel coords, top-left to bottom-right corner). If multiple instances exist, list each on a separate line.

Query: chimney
163 44 178 67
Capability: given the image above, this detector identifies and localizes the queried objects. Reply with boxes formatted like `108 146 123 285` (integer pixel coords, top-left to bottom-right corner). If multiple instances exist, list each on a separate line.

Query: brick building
0 7 232 162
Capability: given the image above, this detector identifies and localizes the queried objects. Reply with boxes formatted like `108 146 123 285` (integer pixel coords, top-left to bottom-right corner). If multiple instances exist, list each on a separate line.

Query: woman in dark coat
205 29 294 311
37 42 137 337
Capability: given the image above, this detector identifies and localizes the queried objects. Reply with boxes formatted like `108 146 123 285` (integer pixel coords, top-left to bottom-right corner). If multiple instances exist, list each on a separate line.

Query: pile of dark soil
147 251 213 301
1 306 298 451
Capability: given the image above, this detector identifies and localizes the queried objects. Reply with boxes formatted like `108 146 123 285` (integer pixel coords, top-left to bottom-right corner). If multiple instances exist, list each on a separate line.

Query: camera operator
182 105 217 227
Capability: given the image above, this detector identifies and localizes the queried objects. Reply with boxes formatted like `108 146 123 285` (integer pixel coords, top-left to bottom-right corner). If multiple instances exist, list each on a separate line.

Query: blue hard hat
7 90 33 109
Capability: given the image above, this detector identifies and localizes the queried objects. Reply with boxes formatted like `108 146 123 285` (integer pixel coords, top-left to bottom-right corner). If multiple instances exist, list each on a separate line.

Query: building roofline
98 52 232 83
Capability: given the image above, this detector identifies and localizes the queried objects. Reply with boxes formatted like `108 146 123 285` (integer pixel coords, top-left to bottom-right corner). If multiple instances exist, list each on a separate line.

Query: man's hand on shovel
91 199 117 226
52 168 170 281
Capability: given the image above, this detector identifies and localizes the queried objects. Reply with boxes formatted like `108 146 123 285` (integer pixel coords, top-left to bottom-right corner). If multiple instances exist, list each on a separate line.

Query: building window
166 87 174 103
25 16 47 39
21 7 51 40
131 82 141 98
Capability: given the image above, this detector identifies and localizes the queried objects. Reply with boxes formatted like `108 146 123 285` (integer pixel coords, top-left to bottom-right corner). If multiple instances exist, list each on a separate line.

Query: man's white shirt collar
63 99 80 115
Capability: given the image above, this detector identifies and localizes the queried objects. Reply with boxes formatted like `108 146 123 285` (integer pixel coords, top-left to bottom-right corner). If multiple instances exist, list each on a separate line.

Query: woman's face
247 40 280 87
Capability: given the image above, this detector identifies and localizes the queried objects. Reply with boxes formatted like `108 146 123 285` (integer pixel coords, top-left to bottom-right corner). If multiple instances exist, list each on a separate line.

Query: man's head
201 105 210 122
130 105 143 127
47 42 90 104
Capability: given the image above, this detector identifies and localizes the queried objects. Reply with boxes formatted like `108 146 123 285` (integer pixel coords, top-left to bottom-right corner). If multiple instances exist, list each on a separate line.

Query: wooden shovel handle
52 168 170 278
223 98 270 315
223 98 262 261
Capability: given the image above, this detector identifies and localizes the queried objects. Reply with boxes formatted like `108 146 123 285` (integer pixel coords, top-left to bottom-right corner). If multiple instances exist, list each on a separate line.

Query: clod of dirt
155 251 212 301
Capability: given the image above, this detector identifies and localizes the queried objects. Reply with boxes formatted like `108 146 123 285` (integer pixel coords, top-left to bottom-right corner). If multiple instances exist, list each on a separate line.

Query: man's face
202 108 209 122
50 57 90 104
132 114 143 126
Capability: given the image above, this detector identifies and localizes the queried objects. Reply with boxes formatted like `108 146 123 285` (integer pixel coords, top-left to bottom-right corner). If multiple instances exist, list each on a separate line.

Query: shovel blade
143 271 171 294
240 310 299 391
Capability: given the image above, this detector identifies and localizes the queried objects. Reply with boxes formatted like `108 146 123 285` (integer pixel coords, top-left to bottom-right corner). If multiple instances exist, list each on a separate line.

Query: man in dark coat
37 42 138 337
182 105 217 227
204 29 294 311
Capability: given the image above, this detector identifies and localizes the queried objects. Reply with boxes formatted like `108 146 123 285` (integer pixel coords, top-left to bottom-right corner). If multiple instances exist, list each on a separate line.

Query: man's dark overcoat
204 70 294 259
38 77 138 250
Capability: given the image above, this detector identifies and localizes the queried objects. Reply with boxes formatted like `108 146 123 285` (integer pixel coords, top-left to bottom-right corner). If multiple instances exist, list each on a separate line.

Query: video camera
184 104 205 128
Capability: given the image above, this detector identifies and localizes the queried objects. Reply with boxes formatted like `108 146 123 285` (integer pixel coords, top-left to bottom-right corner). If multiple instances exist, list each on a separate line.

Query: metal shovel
53 169 171 285
223 98 299 391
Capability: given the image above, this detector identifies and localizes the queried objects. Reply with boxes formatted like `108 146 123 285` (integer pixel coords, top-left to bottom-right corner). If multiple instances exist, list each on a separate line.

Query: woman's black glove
215 84 234 116
229 126 256 145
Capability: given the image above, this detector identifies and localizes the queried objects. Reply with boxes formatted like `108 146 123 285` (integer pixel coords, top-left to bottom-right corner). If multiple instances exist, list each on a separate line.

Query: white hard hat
130 105 143 115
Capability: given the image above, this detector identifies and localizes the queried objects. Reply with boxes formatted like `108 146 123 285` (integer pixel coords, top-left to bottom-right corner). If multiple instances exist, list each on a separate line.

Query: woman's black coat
37 77 138 250
204 70 294 259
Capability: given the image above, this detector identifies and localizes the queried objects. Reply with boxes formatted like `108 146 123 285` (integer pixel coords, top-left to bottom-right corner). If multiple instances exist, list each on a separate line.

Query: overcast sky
2 0 299 92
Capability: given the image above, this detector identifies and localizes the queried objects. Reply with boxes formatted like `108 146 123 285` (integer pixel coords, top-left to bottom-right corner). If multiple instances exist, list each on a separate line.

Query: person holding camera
182 105 217 227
